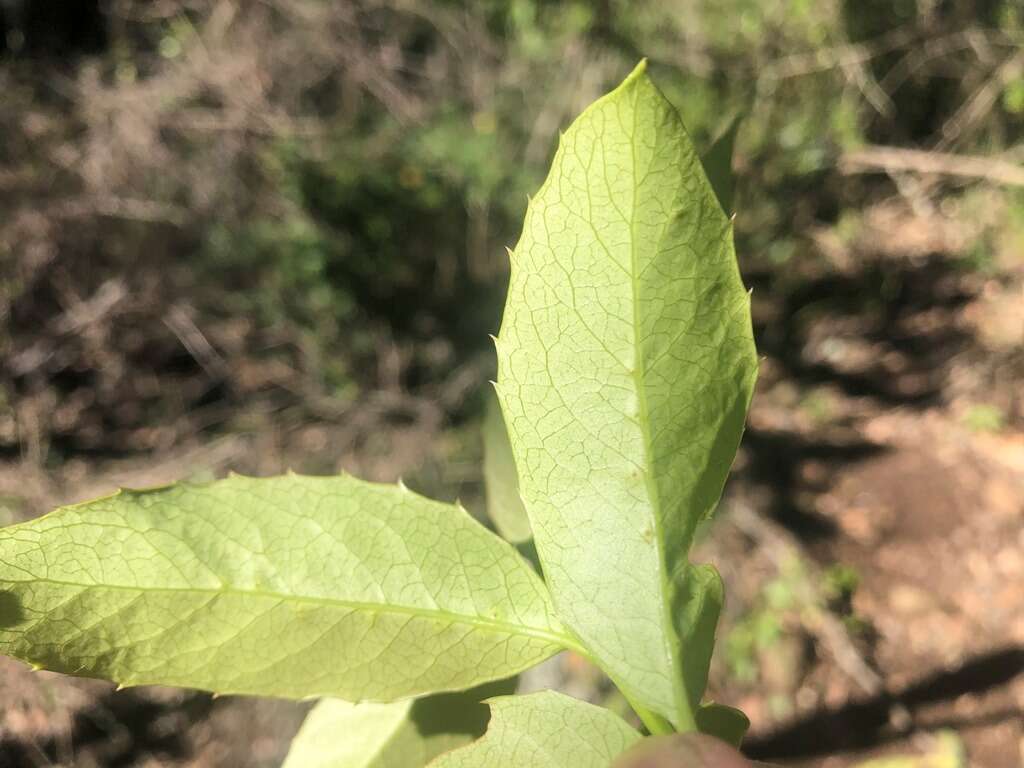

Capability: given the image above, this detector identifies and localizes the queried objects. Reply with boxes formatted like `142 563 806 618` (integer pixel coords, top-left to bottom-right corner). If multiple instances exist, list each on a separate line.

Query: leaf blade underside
282 679 515 768
0 474 570 700
694 702 751 748
699 113 741 216
495 61 757 727
428 690 641 768
482 389 532 545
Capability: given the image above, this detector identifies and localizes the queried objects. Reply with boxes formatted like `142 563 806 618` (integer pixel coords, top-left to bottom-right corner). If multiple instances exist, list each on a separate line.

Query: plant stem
627 698 676 736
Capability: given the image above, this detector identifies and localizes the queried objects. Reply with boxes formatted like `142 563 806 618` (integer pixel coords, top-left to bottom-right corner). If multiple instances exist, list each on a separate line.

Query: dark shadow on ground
744 646 1024 761
746 253 975 410
738 427 887 542
0 688 214 768
734 250 979 544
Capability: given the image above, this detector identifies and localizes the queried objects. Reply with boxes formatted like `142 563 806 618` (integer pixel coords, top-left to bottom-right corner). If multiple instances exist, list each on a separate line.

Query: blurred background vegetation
1 1 1022 767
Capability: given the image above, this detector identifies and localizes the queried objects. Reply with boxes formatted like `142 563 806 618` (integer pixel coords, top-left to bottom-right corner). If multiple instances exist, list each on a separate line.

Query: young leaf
282 679 515 768
428 690 641 767
694 702 750 748
699 114 742 216
675 564 725 710
495 61 757 728
482 389 532 545
0 474 574 700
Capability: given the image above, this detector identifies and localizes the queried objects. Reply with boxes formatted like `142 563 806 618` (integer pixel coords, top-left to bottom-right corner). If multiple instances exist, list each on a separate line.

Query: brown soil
721 202 1024 767
735 408 1024 768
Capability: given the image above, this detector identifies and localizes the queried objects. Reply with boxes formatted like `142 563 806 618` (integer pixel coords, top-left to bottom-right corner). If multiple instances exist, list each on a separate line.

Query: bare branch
839 145 1024 187
936 50 1024 150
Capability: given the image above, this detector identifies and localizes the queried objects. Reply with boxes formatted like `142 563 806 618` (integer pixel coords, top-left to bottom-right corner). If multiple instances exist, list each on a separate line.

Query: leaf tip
615 58 649 92
397 476 409 492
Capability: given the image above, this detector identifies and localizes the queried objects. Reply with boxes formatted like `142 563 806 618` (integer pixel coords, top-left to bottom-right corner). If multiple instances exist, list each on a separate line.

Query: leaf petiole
626 698 677 736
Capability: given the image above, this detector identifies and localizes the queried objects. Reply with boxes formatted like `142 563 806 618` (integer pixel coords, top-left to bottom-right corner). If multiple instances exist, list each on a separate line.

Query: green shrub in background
5 0 1019 440
194 0 1023 396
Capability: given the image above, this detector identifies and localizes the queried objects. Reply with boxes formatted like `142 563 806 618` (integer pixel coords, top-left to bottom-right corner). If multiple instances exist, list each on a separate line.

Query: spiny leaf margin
494 60 757 727
0 473 572 700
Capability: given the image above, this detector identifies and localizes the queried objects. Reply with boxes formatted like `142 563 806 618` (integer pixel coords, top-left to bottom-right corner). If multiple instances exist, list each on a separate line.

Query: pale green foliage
695 703 751 748
494 60 757 729
0 475 568 700
482 390 532 544
283 680 514 768
700 114 742 215
429 691 641 767
0 61 756 767
283 699 469 768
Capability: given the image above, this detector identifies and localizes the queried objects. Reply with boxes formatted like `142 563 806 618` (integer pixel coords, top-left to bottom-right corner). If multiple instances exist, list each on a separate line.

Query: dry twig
728 501 912 730
839 145 1024 187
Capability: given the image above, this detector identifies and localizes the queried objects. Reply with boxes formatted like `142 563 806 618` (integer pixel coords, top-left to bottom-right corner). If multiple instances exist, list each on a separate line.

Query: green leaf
428 690 641 767
495 60 757 729
676 565 725 710
694 703 750 748
699 114 742 215
0 474 573 700
282 679 515 768
482 388 531 545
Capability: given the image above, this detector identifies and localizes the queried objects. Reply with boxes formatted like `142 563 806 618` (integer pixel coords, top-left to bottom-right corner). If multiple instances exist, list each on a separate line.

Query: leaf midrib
625 76 692 731
0 575 575 649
